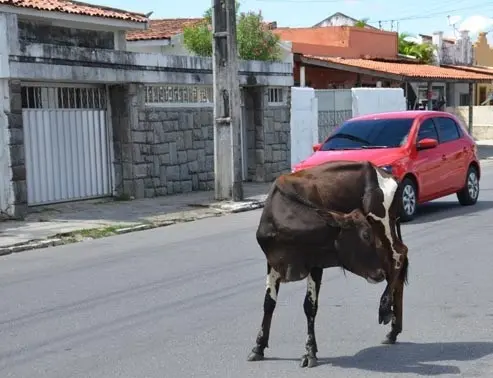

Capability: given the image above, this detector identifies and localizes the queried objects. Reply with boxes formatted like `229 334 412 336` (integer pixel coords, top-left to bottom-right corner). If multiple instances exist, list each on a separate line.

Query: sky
90 0 493 42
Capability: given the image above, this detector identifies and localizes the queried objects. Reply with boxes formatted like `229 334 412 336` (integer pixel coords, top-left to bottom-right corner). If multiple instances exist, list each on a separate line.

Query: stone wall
7 80 27 218
18 20 115 50
246 87 291 182
110 84 290 200
110 84 215 198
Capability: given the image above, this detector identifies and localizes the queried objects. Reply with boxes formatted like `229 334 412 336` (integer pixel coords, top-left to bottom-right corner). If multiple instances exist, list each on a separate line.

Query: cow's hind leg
300 267 323 368
247 264 281 361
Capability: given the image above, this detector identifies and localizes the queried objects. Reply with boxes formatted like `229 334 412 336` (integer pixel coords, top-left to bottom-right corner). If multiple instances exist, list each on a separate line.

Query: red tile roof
303 55 493 81
127 18 204 41
127 18 278 41
0 0 147 23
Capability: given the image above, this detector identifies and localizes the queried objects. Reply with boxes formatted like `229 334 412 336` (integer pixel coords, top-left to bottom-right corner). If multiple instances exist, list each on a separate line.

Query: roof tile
0 0 147 23
126 18 204 41
304 56 493 81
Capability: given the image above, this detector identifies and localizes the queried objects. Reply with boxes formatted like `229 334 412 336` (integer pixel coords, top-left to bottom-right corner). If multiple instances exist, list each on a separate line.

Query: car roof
348 110 452 122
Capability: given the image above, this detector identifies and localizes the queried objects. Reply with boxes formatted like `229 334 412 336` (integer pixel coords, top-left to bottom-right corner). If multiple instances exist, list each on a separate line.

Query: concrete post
212 0 244 201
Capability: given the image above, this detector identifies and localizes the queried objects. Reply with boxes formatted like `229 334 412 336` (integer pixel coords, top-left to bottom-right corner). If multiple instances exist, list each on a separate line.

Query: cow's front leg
379 282 393 325
382 256 408 344
383 279 404 344
300 267 323 368
247 264 281 361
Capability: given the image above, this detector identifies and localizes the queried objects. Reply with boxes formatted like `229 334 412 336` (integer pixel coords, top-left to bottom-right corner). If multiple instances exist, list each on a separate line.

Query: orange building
273 26 402 88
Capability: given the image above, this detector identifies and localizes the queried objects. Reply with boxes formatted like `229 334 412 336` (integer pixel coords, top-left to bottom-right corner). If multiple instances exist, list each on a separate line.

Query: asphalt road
2 165 493 378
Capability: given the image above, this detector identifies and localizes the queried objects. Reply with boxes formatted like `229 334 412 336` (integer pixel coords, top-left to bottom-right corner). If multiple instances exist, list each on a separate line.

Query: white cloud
458 15 493 34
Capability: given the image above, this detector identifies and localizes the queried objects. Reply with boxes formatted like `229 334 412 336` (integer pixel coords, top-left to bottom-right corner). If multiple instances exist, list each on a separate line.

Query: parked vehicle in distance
292 110 481 221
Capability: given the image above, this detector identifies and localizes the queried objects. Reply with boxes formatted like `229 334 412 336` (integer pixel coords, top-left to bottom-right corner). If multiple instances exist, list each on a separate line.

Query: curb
0 197 267 256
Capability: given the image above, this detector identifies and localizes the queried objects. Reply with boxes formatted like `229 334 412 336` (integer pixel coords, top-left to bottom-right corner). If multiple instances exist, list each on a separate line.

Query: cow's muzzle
367 269 386 284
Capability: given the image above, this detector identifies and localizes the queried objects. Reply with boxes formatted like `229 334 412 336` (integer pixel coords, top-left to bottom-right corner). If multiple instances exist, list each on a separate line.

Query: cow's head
317 208 386 284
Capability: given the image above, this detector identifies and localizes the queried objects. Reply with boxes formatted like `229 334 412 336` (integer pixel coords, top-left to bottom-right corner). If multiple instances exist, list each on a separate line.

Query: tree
183 5 281 61
354 18 369 28
398 32 436 64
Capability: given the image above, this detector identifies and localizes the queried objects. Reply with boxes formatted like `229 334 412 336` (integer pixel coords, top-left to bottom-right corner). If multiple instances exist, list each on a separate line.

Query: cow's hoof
381 332 397 345
379 310 393 325
300 354 318 368
247 351 264 361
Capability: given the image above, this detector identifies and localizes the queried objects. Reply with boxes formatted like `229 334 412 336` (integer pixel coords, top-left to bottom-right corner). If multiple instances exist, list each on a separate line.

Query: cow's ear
317 210 354 229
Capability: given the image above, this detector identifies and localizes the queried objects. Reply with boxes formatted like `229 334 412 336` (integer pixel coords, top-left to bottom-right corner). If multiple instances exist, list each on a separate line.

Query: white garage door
22 84 112 206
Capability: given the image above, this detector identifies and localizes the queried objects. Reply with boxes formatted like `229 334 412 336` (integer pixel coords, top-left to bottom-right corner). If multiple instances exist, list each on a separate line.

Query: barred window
145 85 213 106
268 87 285 104
21 86 106 109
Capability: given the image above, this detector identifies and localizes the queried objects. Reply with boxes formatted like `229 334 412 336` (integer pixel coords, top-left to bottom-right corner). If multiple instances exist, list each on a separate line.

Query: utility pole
212 0 244 201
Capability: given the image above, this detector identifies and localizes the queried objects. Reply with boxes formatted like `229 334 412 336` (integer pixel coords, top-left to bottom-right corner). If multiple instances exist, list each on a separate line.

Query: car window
417 119 439 142
433 117 460 143
320 118 414 151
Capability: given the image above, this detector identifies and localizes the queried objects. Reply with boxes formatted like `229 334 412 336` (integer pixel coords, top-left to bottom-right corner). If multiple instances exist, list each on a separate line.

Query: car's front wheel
400 177 417 222
457 165 479 206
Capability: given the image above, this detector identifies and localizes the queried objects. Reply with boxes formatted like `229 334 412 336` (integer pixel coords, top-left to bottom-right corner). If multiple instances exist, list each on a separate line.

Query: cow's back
287 160 378 213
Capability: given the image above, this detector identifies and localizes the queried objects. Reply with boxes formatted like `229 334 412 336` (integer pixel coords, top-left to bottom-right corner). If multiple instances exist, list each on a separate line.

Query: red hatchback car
292 110 481 222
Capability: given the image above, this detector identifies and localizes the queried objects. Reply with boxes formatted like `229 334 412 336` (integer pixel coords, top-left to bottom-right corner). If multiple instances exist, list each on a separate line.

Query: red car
292 110 481 222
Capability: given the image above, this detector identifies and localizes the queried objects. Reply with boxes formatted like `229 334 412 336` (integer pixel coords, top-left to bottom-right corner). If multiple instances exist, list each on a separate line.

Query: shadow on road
408 200 493 225
320 341 493 375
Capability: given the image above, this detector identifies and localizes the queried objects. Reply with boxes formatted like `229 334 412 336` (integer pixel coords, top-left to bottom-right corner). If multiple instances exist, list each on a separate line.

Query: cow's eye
362 230 371 241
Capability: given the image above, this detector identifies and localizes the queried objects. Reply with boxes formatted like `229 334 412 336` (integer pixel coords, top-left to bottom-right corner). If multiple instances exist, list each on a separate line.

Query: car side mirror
417 138 438 150
312 143 322 152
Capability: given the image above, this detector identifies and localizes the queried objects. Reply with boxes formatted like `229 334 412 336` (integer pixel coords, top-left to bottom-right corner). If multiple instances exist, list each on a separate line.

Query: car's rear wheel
457 165 479 206
400 177 417 222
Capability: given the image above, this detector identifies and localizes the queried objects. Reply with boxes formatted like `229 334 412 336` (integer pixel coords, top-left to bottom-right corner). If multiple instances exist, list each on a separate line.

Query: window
479 86 487 105
268 87 284 104
320 118 415 151
433 117 460 143
459 93 470 106
417 119 439 142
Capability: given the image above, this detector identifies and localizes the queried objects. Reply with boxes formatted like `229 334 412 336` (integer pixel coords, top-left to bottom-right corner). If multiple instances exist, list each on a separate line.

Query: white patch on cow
367 168 401 268
266 268 281 301
306 273 317 303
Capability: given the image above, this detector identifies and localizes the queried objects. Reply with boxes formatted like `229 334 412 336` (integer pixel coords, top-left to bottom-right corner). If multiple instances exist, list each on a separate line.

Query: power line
369 2 493 23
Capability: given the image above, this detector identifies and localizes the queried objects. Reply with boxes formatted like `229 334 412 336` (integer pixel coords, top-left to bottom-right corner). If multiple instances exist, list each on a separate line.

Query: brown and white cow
247 160 409 368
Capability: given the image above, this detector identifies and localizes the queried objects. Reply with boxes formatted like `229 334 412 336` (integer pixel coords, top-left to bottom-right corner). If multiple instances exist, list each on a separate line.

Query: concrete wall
10 43 293 87
446 105 493 140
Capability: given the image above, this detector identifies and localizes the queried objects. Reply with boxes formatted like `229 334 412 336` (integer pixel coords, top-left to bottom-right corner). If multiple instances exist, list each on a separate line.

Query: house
0 0 293 219
126 17 294 63
472 32 493 105
312 12 378 29
272 25 400 88
271 24 493 115
126 18 203 54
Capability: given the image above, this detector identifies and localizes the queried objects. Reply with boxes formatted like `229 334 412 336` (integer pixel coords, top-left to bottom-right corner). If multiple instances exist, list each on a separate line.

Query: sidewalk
2 142 493 255
0 182 271 254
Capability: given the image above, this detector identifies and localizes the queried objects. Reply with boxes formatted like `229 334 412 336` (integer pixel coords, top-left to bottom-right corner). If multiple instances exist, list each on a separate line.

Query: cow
246 160 409 368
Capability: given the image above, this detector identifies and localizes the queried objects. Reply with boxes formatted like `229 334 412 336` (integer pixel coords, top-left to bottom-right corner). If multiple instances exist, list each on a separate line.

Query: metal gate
22 84 112 206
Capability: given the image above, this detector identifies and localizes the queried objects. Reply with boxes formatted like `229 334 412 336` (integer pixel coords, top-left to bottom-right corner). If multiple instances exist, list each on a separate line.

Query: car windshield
319 118 415 151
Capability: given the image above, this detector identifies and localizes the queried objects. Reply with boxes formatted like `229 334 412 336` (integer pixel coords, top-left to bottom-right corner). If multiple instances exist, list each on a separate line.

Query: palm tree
398 32 435 64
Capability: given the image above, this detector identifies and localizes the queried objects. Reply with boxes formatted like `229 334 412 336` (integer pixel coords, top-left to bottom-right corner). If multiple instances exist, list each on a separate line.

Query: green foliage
183 5 281 61
398 32 436 64
354 18 369 28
